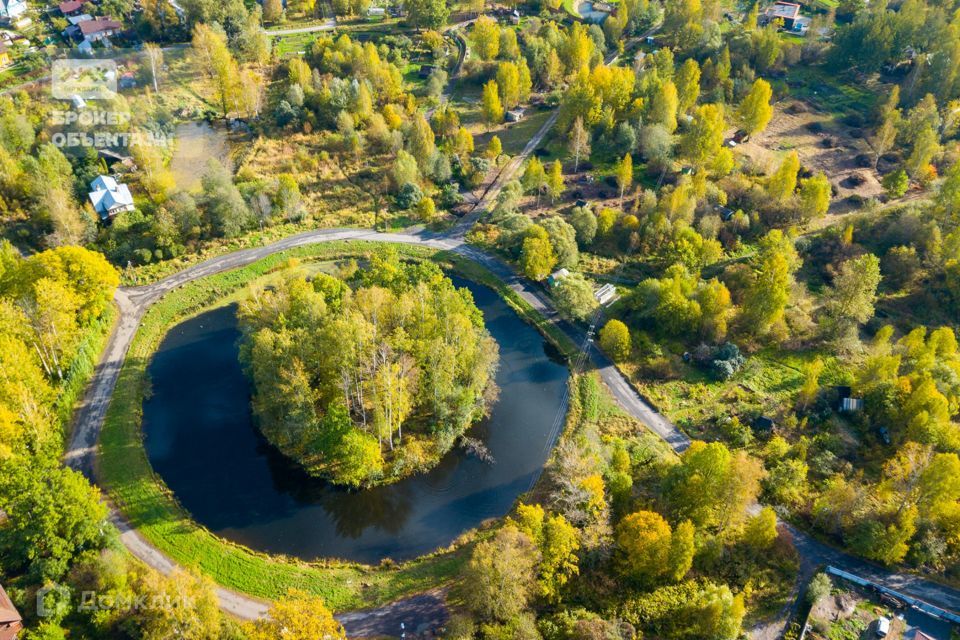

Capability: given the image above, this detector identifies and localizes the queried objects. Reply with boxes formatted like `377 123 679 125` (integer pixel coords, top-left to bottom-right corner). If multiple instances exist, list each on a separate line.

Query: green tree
553 273 597 321
819 254 882 346
767 151 800 202
738 78 773 135
542 216 579 268
406 0 449 28
246 590 345 639
882 169 909 198
0 459 109 581
806 573 832 605
521 225 557 281
481 80 504 127
905 124 940 179
470 16 501 60
615 153 633 205
599 319 631 361
663 440 763 530
546 160 565 203
570 206 597 246
675 58 701 114
740 230 800 336
872 85 901 167
461 527 540 622
568 116 592 172
199 159 253 238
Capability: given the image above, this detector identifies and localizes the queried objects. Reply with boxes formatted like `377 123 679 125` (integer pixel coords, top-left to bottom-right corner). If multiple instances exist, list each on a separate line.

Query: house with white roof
89 175 134 220
0 0 26 22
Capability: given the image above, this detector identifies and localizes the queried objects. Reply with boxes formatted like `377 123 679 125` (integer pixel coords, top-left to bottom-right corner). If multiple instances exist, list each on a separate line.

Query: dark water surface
142 277 569 563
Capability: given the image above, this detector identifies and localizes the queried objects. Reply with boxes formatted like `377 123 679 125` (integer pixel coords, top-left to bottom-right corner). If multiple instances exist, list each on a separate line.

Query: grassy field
272 32 322 58
631 346 849 441
98 240 575 607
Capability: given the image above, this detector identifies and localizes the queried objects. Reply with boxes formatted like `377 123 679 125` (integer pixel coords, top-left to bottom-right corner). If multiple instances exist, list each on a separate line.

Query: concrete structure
594 283 618 306
89 175 134 220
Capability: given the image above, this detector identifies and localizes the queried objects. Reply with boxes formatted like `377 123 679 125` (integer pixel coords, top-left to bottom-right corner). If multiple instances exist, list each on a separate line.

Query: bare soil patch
735 99 884 213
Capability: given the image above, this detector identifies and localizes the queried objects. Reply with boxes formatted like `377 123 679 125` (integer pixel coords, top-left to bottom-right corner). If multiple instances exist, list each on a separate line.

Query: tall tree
767 151 800 202
568 116 592 172
675 58 701 114
738 78 774 135
470 16 500 60
615 153 633 205
481 80 504 127
191 24 241 118
819 254 882 347
521 225 557 280
461 527 540 622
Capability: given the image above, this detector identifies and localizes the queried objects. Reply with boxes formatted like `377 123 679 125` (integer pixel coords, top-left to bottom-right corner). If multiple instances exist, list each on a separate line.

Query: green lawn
472 109 553 156
272 32 321 58
635 347 849 441
786 66 880 116
98 240 575 607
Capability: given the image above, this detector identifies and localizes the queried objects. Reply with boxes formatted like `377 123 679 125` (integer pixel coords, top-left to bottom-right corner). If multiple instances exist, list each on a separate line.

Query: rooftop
59 0 85 12
0 583 23 640
763 1 801 19
79 18 121 35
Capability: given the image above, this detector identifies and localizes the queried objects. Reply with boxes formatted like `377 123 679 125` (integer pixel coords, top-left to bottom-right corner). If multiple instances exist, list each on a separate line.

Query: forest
1 0 960 632
237 251 499 486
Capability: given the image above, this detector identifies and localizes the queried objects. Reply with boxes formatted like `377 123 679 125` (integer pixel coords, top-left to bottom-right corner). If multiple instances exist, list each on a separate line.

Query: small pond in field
142 276 569 563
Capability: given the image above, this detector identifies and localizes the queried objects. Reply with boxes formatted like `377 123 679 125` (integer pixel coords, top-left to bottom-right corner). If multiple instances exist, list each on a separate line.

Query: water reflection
142 276 569 563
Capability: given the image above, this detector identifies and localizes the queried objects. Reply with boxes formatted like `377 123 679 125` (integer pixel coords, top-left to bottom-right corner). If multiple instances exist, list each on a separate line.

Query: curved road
62 39 960 640
64 223 960 637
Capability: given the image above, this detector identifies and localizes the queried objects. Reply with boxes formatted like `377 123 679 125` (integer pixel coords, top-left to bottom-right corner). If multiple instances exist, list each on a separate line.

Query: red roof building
58 0 85 14
0 584 23 640
78 17 122 40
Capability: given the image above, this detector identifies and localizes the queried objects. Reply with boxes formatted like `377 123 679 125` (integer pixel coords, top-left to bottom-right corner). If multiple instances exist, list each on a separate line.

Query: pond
168 121 230 192
142 276 569 563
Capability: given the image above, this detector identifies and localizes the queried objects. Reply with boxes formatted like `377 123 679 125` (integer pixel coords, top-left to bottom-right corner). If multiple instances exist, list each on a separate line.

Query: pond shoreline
96 240 575 608
141 272 568 563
